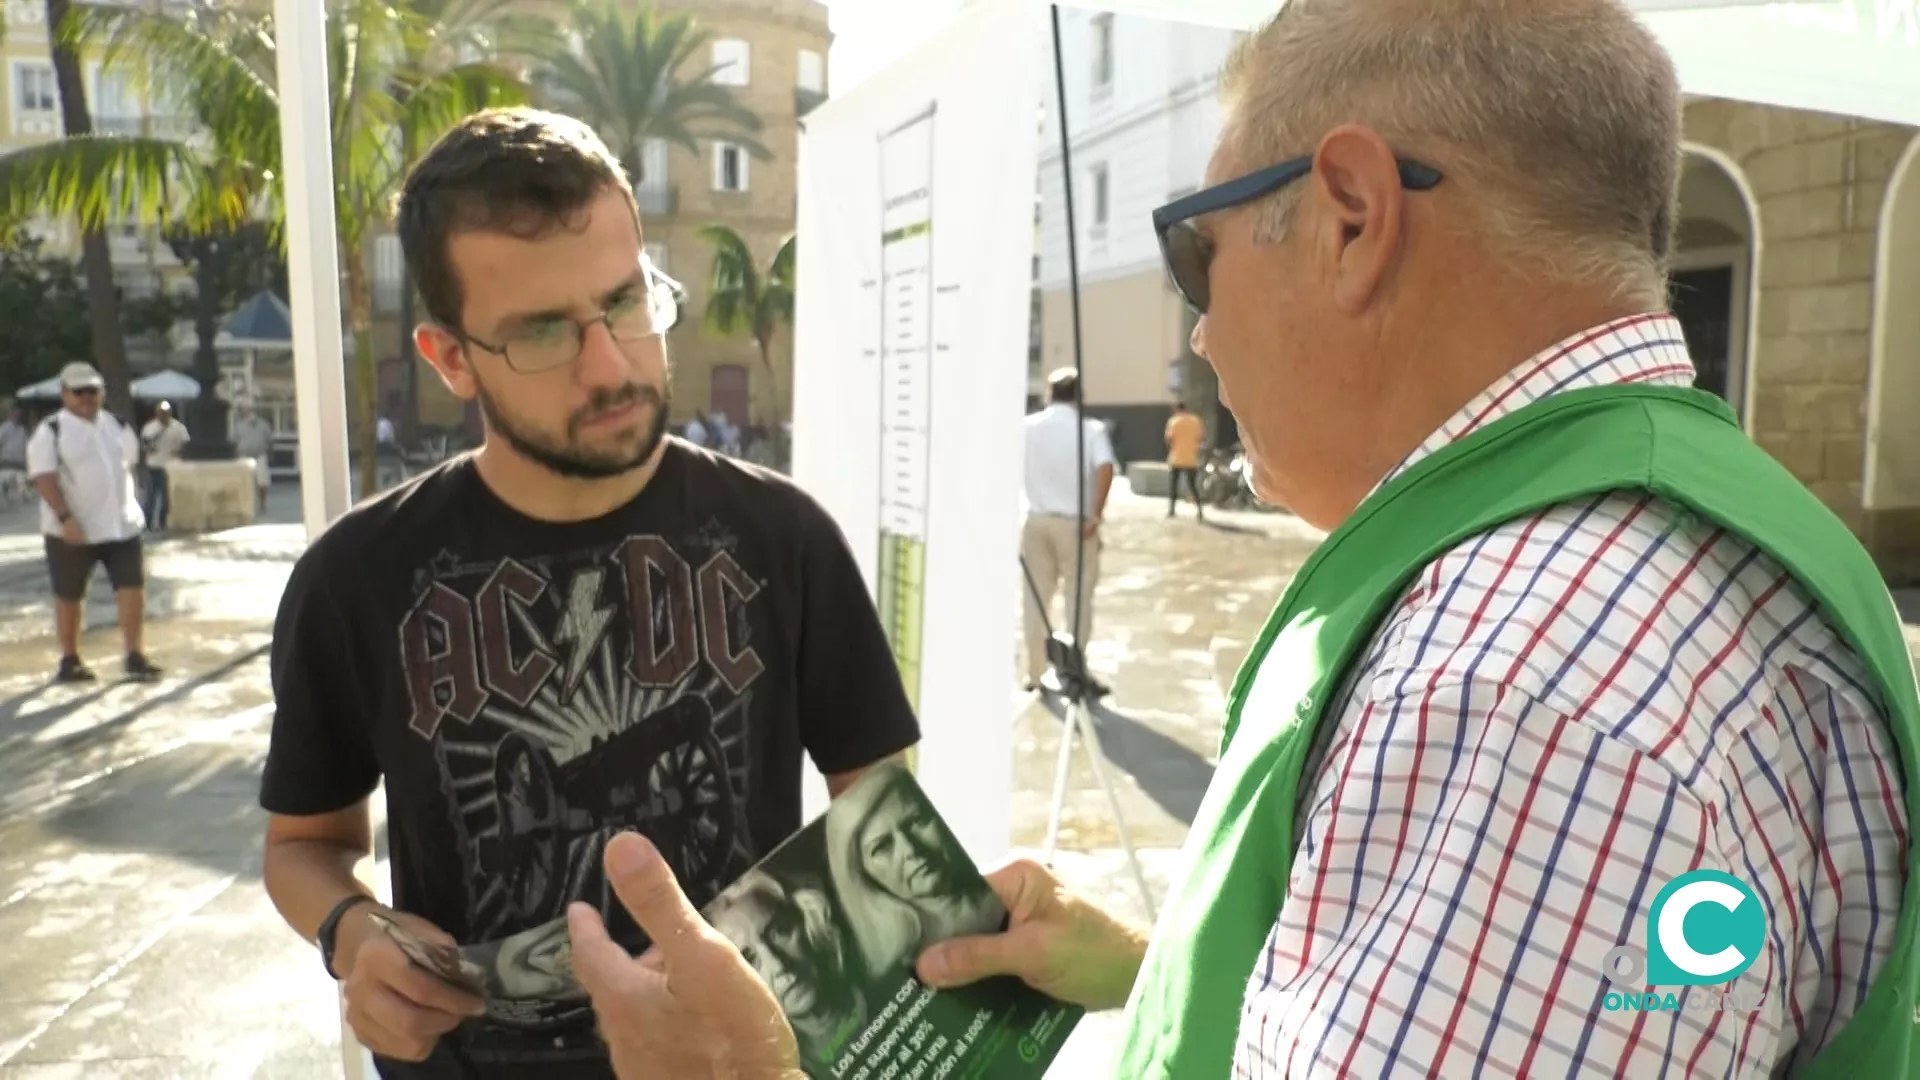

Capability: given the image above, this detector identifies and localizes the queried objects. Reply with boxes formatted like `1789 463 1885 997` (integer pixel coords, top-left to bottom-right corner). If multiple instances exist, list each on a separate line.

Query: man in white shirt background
0 404 28 471
138 400 189 534
231 404 276 513
0 404 28 504
1021 367 1115 697
25 362 162 683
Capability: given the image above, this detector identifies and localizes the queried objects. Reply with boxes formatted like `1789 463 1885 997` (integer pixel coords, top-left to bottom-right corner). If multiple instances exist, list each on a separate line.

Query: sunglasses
1151 154 1444 314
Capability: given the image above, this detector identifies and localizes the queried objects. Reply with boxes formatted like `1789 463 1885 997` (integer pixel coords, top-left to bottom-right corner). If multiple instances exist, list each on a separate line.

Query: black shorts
44 535 145 601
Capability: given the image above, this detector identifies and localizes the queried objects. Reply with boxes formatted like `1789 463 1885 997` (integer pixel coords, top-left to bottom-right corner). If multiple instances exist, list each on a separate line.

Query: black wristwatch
317 893 377 980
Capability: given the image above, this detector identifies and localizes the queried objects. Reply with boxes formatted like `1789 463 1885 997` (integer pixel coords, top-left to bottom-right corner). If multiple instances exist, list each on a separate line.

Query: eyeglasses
1151 154 1444 314
459 267 684 375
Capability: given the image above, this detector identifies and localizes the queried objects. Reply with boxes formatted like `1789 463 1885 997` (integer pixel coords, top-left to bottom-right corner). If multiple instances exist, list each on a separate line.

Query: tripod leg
1069 700 1158 922
1041 695 1078 865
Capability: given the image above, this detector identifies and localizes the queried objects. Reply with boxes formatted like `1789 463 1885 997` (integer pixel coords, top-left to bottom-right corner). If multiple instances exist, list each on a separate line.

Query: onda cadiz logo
1602 870 1769 1014
1646 871 1766 984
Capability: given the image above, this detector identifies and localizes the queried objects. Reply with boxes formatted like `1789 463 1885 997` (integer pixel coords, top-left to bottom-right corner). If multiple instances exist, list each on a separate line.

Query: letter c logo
1645 870 1767 987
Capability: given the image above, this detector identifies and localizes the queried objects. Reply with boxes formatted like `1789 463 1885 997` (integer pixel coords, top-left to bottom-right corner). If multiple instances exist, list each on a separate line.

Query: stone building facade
1679 98 1920 582
632 0 827 434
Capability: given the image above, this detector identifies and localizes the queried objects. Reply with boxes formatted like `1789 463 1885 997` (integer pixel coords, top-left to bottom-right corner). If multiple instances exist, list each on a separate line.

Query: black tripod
1007 4 1156 922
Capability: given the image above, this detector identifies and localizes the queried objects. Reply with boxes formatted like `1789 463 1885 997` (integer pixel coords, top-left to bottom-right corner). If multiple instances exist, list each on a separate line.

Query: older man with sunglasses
557 1 1920 1077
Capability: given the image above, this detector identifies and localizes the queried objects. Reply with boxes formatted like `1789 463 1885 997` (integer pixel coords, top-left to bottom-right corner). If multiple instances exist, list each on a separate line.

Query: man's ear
1309 123 1406 316
416 324 477 402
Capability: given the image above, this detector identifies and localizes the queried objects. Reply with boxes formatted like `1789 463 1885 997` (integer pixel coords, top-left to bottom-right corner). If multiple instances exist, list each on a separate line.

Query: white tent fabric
1054 0 1920 128
14 370 203 402
131 370 201 402
13 374 62 400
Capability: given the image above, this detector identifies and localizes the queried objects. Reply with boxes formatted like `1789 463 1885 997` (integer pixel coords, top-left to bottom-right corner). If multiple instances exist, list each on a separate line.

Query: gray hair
1219 0 1682 309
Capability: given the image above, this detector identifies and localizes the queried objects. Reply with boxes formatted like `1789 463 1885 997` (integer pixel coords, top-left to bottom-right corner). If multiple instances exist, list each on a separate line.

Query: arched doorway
709 363 750 429
1865 134 1920 517
1672 147 1760 422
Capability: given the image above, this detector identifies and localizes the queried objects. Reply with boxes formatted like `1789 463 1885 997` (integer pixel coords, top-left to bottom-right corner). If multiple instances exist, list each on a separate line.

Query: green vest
1112 384 1920 1078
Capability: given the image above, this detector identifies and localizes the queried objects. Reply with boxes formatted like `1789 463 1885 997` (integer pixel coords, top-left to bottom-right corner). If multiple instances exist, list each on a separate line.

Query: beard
474 376 671 480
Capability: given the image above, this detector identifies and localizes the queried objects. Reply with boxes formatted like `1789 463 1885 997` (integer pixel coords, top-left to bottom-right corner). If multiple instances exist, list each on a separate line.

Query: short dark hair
1047 367 1079 403
394 107 637 329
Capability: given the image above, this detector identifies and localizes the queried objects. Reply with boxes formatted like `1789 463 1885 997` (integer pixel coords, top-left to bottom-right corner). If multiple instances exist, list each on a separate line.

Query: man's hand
1082 518 1101 540
568 832 803 1080
914 857 1149 1012
336 905 487 1063
60 518 84 545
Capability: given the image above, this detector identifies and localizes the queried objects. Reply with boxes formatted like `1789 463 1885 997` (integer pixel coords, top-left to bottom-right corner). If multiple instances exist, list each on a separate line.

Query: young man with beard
256 108 921 1078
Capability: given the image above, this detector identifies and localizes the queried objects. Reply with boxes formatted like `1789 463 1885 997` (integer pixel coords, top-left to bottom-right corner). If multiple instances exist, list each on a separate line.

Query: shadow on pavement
1197 518 1269 536
0 643 268 748
39 741 268 879
1038 695 1215 826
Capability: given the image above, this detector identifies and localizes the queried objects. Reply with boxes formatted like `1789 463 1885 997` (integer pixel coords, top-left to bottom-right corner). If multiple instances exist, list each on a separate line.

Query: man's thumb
915 930 1023 990
602 831 707 953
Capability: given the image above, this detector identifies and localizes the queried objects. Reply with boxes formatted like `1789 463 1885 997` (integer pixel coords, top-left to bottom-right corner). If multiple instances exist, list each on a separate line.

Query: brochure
433 760 1081 1078
705 761 1082 1079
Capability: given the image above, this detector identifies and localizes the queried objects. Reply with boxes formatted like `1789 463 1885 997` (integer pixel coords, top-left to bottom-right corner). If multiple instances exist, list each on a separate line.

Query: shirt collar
1374 311 1696 493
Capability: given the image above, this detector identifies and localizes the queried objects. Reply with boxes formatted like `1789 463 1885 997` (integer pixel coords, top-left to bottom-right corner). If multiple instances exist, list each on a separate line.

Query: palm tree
698 224 793 453
41 0 135 419
0 0 528 493
539 0 767 184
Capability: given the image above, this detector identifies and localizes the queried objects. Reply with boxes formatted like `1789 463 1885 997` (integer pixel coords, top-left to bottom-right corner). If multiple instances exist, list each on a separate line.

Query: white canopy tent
263 0 1913 1075
14 369 200 403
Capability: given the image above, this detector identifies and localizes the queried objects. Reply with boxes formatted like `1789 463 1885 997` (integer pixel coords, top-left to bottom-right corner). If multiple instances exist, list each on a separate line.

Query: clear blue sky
826 0 965 95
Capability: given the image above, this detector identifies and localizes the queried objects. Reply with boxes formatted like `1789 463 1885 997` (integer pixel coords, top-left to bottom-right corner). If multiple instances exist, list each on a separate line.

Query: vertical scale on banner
876 103 938 715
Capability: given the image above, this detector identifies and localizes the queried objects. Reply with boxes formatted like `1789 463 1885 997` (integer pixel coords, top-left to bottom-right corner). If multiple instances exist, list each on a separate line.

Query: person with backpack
24 362 163 683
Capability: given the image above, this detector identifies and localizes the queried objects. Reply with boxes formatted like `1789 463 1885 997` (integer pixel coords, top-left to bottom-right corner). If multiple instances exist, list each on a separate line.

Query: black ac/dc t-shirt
259 438 921 1078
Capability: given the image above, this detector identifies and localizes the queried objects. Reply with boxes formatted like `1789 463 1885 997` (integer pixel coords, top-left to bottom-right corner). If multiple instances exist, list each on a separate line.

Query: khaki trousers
1021 514 1101 681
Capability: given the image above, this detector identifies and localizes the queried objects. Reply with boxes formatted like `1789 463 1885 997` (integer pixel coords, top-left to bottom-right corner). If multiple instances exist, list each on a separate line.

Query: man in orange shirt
1164 402 1205 520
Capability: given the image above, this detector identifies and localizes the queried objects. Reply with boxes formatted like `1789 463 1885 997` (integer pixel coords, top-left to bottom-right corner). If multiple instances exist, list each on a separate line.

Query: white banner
792 0 1041 867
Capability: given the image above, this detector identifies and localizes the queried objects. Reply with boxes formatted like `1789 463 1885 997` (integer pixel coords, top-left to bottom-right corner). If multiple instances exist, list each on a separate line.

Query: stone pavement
0 485 332 1079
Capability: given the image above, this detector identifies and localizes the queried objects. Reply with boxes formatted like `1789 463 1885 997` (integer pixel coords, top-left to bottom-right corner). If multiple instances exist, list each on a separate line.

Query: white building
1033 10 1242 464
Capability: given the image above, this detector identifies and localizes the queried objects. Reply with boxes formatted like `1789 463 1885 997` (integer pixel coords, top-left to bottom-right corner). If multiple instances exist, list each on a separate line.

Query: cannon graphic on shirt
477 693 748 924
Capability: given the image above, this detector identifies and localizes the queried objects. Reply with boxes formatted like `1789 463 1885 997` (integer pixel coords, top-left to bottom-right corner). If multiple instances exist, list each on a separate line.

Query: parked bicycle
1198 444 1287 513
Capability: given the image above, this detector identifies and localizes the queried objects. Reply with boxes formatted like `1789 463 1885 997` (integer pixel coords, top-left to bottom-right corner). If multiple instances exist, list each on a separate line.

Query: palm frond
0 136 238 234
699 222 765 338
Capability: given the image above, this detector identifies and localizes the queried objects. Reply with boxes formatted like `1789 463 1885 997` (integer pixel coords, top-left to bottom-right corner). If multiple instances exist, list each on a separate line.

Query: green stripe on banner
883 221 931 244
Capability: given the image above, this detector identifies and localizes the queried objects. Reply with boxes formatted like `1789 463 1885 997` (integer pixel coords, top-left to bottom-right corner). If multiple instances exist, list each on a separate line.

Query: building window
712 38 750 87
1090 14 1114 92
1089 163 1110 233
713 142 749 192
14 62 57 123
797 49 824 93
644 242 669 276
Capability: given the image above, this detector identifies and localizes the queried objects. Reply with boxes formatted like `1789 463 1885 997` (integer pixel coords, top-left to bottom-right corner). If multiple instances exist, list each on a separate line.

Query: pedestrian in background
1020 367 1114 696
232 404 276 513
138 400 188 534
1163 401 1205 520
25 362 162 683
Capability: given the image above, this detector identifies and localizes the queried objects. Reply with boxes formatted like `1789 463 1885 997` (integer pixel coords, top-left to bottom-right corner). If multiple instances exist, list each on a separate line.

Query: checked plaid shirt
1232 313 1909 1078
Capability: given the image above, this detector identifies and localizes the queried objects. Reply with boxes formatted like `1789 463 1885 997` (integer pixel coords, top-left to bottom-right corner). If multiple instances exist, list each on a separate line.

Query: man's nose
572 321 633 388
1190 316 1210 361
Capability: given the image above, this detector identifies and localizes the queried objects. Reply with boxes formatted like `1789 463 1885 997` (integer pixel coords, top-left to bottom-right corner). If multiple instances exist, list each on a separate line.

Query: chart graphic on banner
876 104 936 711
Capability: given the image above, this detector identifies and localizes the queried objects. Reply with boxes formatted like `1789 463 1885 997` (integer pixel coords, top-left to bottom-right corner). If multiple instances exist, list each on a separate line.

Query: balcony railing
795 88 827 116
92 114 198 139
636 183 677 216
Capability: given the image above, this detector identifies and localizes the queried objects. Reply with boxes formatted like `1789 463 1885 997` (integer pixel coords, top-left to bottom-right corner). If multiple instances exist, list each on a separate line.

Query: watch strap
317 893 377 980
